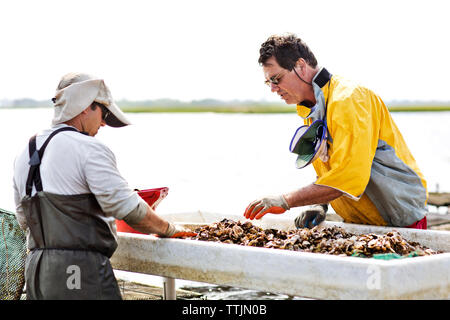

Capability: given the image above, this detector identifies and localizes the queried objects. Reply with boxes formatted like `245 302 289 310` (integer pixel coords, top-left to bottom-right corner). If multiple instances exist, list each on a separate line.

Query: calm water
2 108 449 216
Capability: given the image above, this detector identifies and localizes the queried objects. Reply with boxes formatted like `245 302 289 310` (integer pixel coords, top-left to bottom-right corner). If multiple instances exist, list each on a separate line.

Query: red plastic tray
116 187 169 234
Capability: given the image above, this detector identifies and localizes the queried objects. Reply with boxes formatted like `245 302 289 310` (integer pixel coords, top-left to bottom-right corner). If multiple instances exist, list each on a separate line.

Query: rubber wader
22 127 121 299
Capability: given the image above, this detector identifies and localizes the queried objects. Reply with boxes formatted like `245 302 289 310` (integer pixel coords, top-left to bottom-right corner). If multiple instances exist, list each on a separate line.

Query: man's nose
270 83 279 93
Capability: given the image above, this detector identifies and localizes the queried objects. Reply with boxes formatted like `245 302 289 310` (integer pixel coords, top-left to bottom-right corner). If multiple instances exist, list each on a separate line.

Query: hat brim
101 101 132 128
290 120 326 169
295 138 326 169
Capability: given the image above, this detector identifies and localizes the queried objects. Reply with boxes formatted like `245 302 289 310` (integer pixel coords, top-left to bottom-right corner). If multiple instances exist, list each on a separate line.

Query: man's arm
283 183 342 209
13 173 28 230
123 201 195 237
244 183 342 220
124 203 170 235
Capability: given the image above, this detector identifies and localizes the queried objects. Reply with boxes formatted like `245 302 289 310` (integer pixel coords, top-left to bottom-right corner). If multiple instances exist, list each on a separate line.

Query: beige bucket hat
52 73 131 127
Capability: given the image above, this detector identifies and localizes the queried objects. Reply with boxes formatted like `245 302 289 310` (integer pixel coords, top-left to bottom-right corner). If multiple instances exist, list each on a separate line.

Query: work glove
294 204 328 229
244 195 289 220
160 222 197 238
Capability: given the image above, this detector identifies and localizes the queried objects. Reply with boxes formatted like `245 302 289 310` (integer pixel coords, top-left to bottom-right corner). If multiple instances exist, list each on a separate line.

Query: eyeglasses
100 105 111 121
264 71 287 87
94 103 111 121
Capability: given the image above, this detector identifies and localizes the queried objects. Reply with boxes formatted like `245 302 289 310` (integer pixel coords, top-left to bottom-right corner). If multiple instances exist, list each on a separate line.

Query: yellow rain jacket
296 68 427 227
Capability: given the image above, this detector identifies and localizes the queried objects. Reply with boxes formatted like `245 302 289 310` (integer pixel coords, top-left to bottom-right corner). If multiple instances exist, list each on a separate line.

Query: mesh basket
0 208 26 300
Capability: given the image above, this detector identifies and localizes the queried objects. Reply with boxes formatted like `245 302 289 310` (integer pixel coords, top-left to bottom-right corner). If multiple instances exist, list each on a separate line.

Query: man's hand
294 204 328 228
160 223 197 238
244 195 290 220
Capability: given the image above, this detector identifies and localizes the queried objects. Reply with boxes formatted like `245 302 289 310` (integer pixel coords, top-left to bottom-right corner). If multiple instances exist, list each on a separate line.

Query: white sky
1 0 449 103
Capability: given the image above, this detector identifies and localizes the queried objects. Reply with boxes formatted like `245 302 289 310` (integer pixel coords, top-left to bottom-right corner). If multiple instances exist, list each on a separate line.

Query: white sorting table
110 212 450 299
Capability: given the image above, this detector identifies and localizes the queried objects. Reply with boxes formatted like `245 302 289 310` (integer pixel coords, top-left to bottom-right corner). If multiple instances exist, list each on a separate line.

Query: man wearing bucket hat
244 34 428 230
13 72 193 300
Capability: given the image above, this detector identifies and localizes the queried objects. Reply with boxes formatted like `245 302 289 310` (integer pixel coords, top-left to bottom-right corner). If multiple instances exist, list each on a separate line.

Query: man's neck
63 117 83 132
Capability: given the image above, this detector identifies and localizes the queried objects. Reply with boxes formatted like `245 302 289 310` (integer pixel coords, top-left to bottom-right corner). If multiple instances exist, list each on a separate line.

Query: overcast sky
1 0 449 103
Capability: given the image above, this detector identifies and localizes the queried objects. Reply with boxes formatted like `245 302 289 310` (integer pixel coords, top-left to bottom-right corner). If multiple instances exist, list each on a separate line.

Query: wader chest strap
25 127 80 196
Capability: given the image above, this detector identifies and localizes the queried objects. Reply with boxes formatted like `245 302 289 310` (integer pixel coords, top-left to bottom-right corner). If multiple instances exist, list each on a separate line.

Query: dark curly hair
258 33 318 70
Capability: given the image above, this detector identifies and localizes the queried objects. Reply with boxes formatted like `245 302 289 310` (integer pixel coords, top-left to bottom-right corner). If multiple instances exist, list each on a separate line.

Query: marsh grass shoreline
2 104 450 113
120 104 450 113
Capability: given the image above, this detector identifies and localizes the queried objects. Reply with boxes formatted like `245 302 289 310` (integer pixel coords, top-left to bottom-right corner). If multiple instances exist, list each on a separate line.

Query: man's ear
81 106 90 115
295 58 307 74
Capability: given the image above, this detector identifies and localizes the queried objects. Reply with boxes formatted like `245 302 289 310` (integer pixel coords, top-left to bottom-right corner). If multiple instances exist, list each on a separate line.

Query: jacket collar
296 67 332 120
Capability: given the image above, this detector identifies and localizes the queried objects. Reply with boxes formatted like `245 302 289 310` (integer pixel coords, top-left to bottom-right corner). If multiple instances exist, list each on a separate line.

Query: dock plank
117 279 203 300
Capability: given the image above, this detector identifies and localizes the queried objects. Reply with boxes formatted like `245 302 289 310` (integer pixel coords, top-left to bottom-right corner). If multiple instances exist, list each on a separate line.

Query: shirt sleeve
84 141 141 220
123 197 148 224
315 89 380 200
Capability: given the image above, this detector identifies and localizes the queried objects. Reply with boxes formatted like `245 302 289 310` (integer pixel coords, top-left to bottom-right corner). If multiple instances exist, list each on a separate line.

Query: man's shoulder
44 127 112 155
331 75 379 104
332 75 365 96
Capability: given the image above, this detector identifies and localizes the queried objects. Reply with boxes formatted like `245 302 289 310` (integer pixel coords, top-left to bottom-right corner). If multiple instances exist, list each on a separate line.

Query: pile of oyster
187 219 439 258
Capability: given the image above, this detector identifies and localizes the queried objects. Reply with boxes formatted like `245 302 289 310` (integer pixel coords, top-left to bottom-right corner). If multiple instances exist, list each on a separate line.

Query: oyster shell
187 219 440 258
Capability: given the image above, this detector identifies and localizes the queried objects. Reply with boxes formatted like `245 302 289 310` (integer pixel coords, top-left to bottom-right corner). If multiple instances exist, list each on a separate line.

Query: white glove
243 195 289 220
160 223 197 238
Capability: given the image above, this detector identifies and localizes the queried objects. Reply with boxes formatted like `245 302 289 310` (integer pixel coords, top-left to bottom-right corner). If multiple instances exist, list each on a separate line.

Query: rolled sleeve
123 198 148 224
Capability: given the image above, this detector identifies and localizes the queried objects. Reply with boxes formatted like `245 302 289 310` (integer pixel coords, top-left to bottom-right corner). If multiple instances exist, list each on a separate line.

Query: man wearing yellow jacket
244 33 428 229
